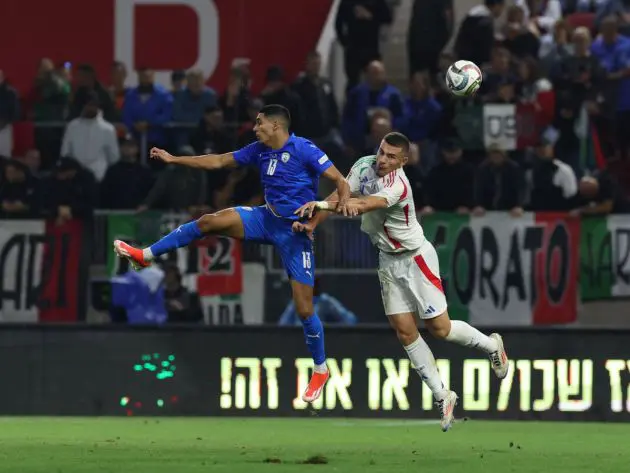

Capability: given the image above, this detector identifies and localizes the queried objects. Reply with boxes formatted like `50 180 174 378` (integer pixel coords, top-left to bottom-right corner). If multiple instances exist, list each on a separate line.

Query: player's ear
401 154 409 166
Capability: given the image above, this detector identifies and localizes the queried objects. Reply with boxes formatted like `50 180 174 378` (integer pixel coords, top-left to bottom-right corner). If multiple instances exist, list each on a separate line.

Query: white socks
445 320 498 354
314 362 328 374
142 248 155 261
404 335 449 401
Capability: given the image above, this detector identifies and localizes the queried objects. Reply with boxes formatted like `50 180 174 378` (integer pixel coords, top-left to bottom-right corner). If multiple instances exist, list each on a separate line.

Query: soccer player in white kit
295 132 509 431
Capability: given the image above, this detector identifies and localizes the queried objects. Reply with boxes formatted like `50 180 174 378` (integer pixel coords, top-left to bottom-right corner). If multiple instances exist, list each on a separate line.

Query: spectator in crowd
335 0 392 90
343 60 403 153
422 139 475 214
100 137 154 209
595 0 630 36
363 113 392 156
190 106 236 156
139 145 208 213
405 142 425 208
515 0 563 34
219 65 252 125
43 157 98 224
0 159 38 219
292 51 342 156
260 65 304 134
552 26 606 172
572 171 630 214
279 277 357 325
565 0 607 14
488 76 518 104
528 135 578 210
502 5 541 60
539 18 573 70
30 58 71 168
0 70 20 128
0 70 20 157
17 149 47 179
455 0 506 67
109 61 128 115
172 69 218 148
57 61 73 83
474 145 526 216
212 166 264 212
433 52 457 107
163 263 202 323
60 92 119 181
517 56 556 126
31 58 71 122
481 47 516 98
400 71 443 171
110 266 167 325
170 70 186 93
407 0 453 76
69 64 116 122
591 16 630 160
237 98 264 148
123 68 173 149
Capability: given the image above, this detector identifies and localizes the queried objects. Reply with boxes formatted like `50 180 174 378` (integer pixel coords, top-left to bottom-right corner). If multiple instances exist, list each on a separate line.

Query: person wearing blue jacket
342 60 403 152
123 68 173 147
172 69 218 148
278 278 358 326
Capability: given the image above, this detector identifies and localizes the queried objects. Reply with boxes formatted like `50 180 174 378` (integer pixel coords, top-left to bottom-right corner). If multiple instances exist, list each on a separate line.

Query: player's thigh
196 208 245 239
220 206 275 244
407 243 448 320
278 230 315 287
378 264 416 318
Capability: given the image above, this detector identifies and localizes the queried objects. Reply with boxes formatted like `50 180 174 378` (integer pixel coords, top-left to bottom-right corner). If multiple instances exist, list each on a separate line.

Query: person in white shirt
60 92 119 181
295 132 509 432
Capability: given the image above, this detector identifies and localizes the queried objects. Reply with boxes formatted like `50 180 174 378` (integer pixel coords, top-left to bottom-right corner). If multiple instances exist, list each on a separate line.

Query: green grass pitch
0 417 627 472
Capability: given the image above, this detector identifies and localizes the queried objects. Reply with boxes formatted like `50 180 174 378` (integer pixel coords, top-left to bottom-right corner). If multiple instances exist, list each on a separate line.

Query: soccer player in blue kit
113 104 351 402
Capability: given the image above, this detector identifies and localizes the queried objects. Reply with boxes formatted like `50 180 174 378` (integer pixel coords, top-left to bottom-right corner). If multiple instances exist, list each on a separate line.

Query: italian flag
422 212 580 326
580 215 630 300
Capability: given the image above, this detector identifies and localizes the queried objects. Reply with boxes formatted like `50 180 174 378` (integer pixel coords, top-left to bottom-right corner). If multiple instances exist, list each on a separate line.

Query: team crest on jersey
281 152 290 163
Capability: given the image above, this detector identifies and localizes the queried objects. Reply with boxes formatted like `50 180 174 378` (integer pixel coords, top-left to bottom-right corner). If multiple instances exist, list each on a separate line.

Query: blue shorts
235 206 314 286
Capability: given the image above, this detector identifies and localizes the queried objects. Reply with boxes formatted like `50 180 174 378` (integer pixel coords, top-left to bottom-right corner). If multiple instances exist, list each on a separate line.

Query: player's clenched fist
150 147 174 163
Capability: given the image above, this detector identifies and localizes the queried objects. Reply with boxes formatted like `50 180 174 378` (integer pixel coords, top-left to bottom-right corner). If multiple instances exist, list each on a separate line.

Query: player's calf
388 313 456 430
425 312 509 380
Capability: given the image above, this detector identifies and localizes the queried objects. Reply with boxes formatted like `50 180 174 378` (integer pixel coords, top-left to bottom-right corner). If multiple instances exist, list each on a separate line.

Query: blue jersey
233 134 332 219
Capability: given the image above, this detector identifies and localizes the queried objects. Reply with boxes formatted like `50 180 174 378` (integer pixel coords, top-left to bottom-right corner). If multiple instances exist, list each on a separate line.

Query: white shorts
378 241 447 319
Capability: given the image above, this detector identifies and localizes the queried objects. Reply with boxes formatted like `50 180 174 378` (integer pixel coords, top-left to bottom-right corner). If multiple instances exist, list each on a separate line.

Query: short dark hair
260 104 291 128
383 132 410 154
77 64 95 75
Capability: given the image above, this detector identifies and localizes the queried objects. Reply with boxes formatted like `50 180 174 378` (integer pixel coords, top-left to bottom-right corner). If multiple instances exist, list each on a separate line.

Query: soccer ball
445 60 482 97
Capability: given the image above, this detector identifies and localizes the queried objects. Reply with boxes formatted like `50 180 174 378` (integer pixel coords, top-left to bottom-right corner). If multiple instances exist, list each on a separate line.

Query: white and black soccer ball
445 60 482 97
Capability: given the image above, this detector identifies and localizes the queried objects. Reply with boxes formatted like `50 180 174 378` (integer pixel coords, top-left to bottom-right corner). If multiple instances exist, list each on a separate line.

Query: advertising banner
0 220 85 322
422 212 580 326
0 326 628 421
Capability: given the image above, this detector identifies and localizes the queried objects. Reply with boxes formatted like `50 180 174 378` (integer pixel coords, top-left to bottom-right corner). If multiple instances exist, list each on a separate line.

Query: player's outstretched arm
321 166 351 215
150 147 238 170
343 196 388 216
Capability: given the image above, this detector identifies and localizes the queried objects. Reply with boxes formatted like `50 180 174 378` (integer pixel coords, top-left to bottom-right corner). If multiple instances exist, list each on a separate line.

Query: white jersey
347 155 426 253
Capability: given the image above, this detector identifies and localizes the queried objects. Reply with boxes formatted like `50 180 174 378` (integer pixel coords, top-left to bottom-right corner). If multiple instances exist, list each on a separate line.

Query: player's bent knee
196 209 242 237
425 311 451 339
388 313 418 346
196 213 220 234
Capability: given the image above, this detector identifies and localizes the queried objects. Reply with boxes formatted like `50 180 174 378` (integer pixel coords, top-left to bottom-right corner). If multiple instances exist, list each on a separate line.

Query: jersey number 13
267 158 278 176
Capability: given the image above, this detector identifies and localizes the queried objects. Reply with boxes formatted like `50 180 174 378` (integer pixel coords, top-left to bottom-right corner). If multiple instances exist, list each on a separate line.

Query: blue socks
149 221 204 258
301 313 326 368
